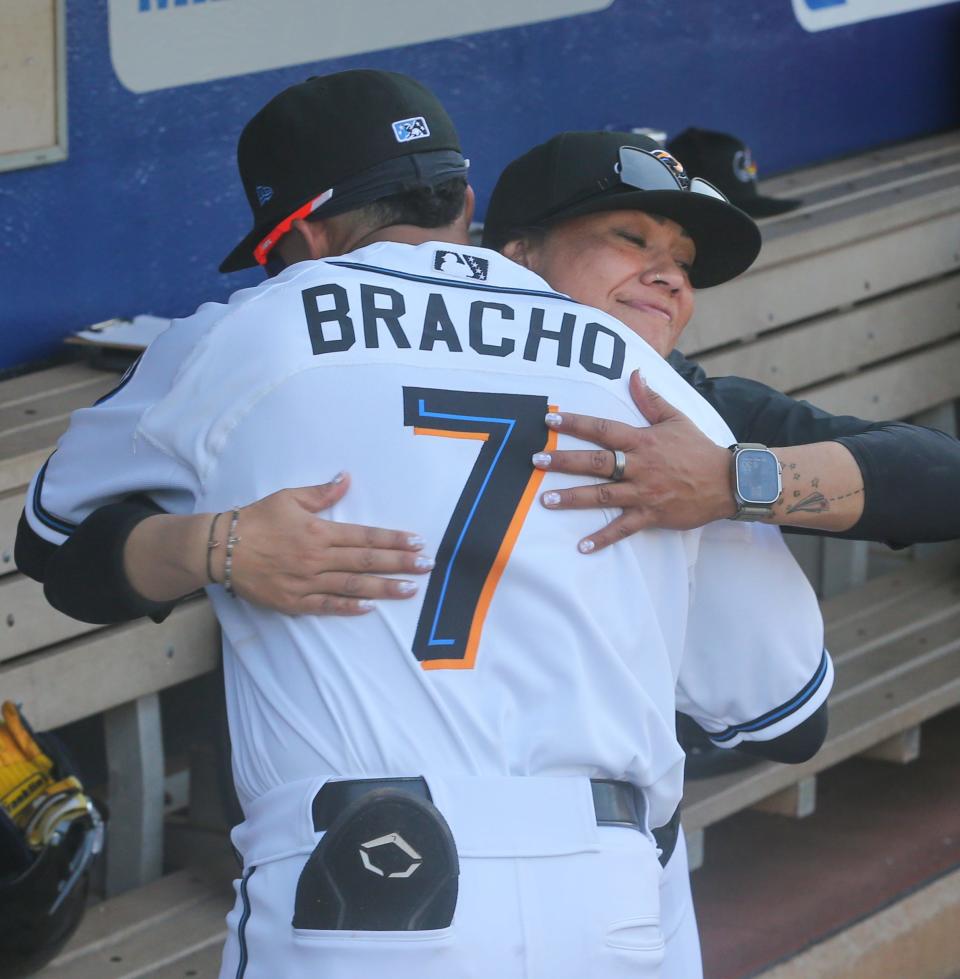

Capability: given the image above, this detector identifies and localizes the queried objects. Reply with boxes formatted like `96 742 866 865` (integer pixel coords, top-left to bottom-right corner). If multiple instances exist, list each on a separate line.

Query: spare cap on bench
667 128 803 218
481 130 761 288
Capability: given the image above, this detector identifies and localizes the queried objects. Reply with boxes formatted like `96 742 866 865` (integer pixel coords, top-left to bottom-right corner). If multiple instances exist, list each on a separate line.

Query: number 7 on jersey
402 387 557 670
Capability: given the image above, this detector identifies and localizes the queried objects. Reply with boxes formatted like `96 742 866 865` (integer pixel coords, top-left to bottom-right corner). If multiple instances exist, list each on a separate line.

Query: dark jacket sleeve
669 350 960 547
15 498 178 625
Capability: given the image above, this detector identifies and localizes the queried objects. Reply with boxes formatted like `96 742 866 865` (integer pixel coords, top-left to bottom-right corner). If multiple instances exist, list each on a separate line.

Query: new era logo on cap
433 250 489 281
392 116 431 143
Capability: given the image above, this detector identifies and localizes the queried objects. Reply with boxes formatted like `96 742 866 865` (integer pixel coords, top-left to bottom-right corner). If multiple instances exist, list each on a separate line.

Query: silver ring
610 449 627 482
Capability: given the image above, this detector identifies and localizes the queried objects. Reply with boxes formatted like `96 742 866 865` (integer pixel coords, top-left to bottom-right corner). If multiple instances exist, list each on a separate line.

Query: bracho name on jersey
301 281 628 381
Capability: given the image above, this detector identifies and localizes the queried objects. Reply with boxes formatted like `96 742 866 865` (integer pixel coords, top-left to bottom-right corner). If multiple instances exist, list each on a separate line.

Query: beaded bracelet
205 512 223 584
223 508 241 597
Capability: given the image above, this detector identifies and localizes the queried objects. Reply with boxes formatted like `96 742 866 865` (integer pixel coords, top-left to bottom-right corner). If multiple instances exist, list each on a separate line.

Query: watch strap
730 503 775 521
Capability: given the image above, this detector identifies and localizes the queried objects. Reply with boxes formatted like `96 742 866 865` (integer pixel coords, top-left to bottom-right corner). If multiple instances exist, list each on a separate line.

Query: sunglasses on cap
615 146 729 201
533 145 731 227
253 190 332 266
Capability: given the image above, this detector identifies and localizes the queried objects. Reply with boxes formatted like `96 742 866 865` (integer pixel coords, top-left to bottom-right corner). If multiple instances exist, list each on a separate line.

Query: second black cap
666 128 802 219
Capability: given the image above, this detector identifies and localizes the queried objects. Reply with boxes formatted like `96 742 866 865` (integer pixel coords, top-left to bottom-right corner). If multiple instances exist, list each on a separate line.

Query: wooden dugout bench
0 362 222 899
6 129 960 974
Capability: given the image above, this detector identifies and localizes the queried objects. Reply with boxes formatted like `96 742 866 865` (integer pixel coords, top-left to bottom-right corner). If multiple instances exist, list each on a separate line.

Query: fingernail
532 452 552 467
545 412 563 427
357 599 375 610
542 491 561 507
414 556 435 570
331 471 346 484
578 539 596 554
397 580 418 595
407 534 426 549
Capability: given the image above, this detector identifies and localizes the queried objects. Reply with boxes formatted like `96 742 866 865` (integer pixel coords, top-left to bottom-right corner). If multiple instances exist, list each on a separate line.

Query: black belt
313 778 679 868
312 776 648 832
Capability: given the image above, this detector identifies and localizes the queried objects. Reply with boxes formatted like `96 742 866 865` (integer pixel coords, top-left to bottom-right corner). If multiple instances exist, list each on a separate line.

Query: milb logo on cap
392 116 431 143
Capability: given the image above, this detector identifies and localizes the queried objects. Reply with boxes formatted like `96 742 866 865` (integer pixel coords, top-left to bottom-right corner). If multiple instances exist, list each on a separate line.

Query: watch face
736 449 781 505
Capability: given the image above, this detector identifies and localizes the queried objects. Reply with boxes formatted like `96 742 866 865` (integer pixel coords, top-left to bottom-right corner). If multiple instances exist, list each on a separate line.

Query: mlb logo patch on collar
433 250 489 281
392 117 431 143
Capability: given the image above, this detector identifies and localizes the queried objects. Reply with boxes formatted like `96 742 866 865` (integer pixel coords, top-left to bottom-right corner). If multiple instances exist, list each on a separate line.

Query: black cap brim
543 188 762 289
736 194 802 218
220 226 267 274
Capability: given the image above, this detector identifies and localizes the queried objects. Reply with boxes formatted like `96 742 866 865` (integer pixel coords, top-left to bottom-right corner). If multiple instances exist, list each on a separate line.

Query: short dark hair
266 177 469 278
350 177 468 231
483 223 547 253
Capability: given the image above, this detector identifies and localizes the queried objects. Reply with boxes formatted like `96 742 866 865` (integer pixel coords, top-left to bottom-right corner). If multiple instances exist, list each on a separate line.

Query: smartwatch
728 443 782 521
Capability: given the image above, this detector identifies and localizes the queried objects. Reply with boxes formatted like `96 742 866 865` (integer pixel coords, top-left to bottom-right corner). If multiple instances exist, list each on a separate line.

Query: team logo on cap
733 149 758 184
650 150 690 190
255 185 274 206
392 116 431 143
433 250 489 281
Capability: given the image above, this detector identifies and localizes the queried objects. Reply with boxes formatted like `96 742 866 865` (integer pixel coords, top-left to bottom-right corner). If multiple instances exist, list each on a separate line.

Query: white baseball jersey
27 242 831 832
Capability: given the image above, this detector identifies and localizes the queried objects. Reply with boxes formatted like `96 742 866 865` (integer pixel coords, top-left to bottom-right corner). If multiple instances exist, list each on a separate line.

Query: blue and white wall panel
2 0 958 369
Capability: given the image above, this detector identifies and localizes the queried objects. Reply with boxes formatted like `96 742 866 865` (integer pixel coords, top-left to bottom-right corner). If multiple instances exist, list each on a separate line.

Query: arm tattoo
784 466 863 514
787 491 830 514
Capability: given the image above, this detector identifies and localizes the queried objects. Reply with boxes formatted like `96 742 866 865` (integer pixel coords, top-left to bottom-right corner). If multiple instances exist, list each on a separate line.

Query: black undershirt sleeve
13 510 58 583
15 498 177 625
669 350 960 547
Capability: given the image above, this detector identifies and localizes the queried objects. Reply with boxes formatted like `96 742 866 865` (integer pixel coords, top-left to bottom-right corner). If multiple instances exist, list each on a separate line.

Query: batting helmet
0 704 104 977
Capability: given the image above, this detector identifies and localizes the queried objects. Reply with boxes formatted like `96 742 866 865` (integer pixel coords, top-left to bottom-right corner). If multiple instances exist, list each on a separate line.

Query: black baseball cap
220 69 468 272
482 131 761 288
666 128 802 218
